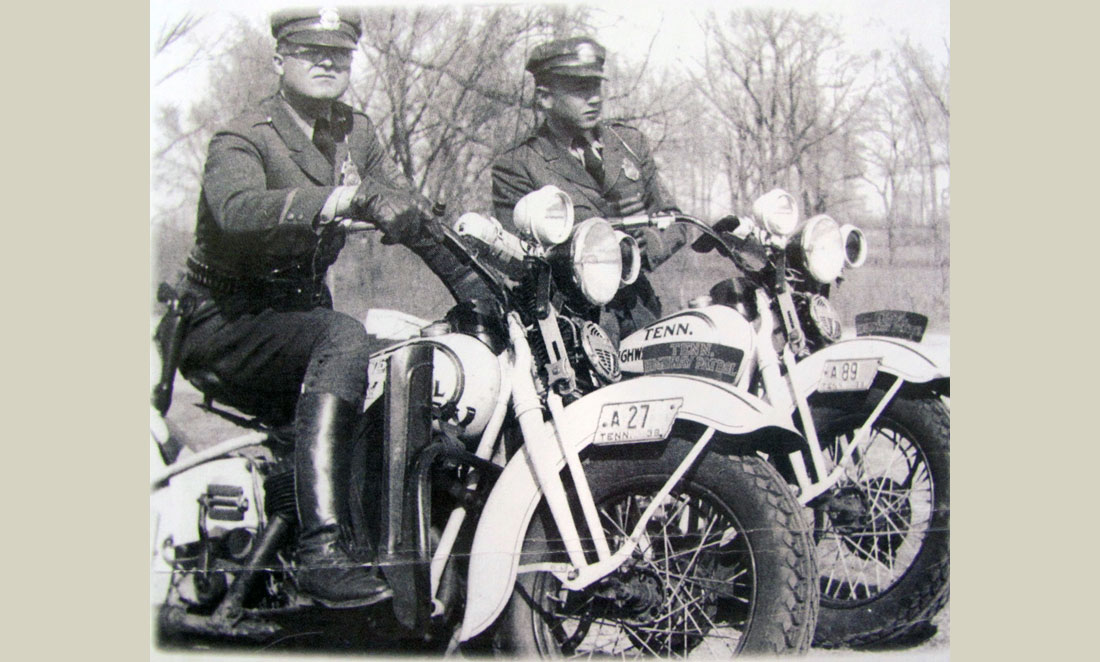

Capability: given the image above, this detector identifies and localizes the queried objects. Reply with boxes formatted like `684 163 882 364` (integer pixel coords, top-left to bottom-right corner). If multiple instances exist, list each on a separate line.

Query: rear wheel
809 391 949 648
496 437 819 656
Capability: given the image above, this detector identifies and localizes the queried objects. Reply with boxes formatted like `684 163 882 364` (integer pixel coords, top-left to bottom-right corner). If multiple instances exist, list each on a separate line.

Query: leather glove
349 177 428 245
691 216 768 273
634 227 668 270
691 215 739 254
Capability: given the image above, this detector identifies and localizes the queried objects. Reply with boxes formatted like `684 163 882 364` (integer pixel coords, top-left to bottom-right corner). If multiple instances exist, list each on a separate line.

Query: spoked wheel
810 390 949 648
497 438 819 657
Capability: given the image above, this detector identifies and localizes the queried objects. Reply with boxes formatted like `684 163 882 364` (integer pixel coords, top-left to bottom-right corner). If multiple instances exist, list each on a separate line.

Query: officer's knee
322 312 370 350
303 312 371 402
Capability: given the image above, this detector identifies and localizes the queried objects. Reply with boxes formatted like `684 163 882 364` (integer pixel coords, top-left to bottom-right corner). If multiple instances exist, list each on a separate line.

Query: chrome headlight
512 185 574 247
751 189 800 237
798 214 845 283
615 231 641 286
840 224 868 268
570 218 622 306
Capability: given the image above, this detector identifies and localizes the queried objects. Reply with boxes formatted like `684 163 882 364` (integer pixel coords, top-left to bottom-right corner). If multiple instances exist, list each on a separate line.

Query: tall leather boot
294 391 392 607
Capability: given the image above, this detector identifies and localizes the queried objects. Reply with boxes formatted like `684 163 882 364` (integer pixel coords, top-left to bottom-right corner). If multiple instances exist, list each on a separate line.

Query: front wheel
496 437 819 657
809 390 950 648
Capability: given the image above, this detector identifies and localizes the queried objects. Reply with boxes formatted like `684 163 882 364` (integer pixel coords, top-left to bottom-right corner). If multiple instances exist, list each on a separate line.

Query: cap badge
622 159 640 181
575 42 597 65
318 8 341 31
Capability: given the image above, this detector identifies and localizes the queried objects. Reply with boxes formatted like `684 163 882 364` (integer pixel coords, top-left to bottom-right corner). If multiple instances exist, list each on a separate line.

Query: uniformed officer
491 37 690 340
176 7 486 607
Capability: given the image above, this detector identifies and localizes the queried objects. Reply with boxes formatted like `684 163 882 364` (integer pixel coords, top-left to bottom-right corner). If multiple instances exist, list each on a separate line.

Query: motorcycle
150 185 821 656
612 189 950 647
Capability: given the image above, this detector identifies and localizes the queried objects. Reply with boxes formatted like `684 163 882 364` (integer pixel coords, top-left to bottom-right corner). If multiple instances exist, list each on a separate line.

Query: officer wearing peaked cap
166 6 490 608
492 37 690 341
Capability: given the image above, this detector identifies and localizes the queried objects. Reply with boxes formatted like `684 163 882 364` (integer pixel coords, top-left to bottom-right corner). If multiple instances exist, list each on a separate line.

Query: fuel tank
366 333 502 442
618 304 757 388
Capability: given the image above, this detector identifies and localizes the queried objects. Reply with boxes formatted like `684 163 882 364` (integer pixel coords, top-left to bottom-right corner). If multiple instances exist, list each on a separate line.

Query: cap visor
545 68 607 79
282 32 357 50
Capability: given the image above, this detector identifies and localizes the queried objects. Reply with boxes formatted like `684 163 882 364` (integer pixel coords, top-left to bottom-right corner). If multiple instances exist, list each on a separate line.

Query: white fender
459 374 800 641
790 336 950 403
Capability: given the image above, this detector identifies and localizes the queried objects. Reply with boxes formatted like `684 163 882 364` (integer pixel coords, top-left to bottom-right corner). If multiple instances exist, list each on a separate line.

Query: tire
808 390 949 648
495 437 819 657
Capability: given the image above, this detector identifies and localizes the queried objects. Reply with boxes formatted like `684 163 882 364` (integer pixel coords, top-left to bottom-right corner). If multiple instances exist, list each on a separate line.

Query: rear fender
790 336 950 404
458 374 802 641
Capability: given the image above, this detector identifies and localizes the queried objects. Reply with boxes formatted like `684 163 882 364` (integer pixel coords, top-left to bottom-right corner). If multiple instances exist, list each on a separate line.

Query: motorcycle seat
184 369 297 428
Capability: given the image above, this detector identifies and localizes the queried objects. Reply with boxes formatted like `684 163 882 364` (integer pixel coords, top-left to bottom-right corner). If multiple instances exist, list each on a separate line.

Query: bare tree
690 8 874 216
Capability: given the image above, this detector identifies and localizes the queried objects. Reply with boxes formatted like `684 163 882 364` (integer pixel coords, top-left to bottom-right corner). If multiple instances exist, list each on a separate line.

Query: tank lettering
639 342 745 384
620 347 643 363
433 380 446 398
644 321 694 340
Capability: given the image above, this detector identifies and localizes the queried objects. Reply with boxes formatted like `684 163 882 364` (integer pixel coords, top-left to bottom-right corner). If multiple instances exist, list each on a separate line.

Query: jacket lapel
264 97 335 185
532 128 608 215
598 123 627 191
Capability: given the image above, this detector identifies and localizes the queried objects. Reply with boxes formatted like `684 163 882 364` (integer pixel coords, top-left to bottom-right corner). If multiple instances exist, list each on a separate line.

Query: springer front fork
753 289 903 505
509 313 717 592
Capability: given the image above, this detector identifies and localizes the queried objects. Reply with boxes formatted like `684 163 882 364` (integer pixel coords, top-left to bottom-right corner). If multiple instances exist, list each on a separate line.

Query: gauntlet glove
349 177 428 245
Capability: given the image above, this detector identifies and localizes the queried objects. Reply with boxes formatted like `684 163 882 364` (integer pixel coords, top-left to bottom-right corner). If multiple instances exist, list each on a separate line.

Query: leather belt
185 256 324 300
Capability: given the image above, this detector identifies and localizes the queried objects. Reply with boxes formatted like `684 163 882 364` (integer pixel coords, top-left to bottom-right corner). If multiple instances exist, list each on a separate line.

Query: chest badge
339 152 361 187
622 159 641 181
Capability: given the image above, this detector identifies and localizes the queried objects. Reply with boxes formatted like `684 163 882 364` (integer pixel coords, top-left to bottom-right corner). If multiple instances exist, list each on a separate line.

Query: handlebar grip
453 212 526 266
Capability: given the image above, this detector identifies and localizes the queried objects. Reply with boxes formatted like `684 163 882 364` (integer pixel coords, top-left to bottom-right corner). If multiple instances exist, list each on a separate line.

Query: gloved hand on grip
349 177 429 245
634 227 668 269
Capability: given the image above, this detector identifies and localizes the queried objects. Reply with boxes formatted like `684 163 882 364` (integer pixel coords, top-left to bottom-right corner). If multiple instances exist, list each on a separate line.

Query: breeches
180 303 373 421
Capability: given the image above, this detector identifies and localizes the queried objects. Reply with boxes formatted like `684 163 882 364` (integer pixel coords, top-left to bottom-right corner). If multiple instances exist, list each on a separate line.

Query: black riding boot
294 391 392 607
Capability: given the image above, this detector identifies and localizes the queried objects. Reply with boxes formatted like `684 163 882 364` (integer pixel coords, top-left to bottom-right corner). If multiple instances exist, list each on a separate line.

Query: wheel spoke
532 464 768 657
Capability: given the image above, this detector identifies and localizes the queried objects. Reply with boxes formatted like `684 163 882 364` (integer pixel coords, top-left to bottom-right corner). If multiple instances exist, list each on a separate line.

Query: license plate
819 358 880 392
594 398 683 445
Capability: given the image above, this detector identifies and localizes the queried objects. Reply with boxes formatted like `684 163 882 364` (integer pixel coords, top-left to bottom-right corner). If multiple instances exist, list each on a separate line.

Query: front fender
459 374 801 641
790 336 950 403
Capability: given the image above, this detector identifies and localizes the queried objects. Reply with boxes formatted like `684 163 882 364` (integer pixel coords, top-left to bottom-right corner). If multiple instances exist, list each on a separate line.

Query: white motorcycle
614 189 950 648
151 186 820 656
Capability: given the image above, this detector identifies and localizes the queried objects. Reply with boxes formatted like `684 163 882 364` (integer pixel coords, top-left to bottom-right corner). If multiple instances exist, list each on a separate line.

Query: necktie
313 117 336 165
579 139 605 189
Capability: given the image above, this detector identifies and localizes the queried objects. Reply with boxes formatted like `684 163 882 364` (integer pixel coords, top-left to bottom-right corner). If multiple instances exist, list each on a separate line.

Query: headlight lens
800 214 845 283
571 218 622 305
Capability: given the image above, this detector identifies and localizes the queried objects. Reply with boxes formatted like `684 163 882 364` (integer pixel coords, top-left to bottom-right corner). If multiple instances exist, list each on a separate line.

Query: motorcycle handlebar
610 213 739 259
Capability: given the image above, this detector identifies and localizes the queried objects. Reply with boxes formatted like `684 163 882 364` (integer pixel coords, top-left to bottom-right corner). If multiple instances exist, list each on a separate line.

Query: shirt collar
542 121 602 162
279 92 331 138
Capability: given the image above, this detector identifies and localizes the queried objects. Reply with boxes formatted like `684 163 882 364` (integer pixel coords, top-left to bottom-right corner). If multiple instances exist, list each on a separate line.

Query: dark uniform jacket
190 95 398 287
491 121 689 337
